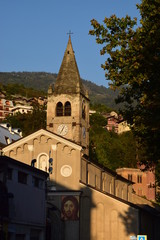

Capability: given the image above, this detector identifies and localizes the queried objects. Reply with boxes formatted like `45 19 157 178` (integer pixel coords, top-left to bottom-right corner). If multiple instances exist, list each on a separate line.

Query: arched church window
64 101 71 116
56 102 63 116
37 153 49 172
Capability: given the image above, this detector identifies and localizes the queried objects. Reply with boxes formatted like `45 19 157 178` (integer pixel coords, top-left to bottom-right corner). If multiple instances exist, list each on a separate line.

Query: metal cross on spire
67 30 73 37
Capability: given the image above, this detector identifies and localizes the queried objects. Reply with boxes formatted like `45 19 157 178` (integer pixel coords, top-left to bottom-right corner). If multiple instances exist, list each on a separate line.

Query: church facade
3 37 160 240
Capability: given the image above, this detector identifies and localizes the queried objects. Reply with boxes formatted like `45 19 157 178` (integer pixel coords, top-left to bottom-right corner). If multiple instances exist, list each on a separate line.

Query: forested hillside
0 72 120 110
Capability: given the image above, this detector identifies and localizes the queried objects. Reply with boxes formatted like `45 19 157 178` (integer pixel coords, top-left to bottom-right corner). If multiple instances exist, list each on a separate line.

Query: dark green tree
89 113 137 170
89 0 160 166
0 82 46 99
4 104 46 137
90 112 108 126
90 103 112 113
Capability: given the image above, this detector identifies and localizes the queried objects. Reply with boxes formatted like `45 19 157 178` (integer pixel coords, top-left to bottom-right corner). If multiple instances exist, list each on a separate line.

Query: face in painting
61 196 79 221
63 200 75 219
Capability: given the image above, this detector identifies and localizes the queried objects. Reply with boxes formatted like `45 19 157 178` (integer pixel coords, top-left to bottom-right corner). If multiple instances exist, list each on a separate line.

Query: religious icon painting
61 195 79 221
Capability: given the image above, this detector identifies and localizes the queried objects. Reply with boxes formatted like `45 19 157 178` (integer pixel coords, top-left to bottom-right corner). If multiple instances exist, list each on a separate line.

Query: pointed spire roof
54 36 86 96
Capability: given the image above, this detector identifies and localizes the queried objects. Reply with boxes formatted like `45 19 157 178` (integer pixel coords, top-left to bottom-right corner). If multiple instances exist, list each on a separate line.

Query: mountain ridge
0 71 119 110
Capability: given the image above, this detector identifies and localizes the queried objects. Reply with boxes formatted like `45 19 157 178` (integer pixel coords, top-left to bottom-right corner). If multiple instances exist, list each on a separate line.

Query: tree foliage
4 104 46 137
89 0 160 165
90 103 113 113
0 82 46 99
89 113 137 170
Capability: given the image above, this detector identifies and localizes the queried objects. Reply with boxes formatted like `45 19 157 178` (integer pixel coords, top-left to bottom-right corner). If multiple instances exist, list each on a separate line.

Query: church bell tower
47 36 89 155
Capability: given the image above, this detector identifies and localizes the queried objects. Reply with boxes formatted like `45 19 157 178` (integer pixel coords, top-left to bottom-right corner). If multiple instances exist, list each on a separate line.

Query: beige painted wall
80 186 139 240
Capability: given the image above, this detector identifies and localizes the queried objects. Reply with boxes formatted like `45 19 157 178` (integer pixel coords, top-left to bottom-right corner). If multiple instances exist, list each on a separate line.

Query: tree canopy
89 0 160 166
89 113 137 170
4 104 46 137
0 82 46 99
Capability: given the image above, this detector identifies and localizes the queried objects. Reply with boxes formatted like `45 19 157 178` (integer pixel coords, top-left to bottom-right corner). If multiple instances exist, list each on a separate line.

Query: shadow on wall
119 207 138 237
80 186 96 240
119 204 160 240
46 179 160 240
46 180 95 240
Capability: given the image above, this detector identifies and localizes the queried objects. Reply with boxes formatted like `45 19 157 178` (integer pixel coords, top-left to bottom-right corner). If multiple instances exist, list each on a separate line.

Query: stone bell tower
47 36 89 155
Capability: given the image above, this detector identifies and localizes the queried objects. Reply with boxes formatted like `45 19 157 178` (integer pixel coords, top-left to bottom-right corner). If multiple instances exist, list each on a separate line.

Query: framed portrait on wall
61 195 79 221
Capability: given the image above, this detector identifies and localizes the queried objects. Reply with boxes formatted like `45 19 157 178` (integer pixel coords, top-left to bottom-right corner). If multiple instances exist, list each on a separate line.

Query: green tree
89 113 137 170
0 82 46 99
89 0 160 166
90 103 112 113
90 112 108 126
4 104 46 137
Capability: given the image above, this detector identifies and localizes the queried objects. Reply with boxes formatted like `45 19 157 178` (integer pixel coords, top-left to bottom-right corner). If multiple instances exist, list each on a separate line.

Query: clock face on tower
57 124 68 136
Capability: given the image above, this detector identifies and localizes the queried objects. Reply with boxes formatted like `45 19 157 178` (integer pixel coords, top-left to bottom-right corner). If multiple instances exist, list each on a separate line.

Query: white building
11 105 33 115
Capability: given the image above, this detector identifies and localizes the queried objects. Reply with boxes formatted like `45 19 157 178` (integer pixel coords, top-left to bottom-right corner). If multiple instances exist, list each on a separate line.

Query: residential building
11 96 47 109
118 119 131 134
0 123 22 147
12 97 28 106
11 105 33 115
0 99 13 122
27 97 47 106
89 109 96 115
0 155 48 239
116 167 155 201
105 111 130 134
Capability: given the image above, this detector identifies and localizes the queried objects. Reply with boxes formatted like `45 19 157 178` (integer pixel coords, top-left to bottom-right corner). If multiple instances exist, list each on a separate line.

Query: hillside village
0 36 160 240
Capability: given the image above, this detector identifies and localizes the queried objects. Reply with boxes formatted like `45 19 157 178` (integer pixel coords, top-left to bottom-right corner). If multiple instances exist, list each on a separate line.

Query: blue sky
0 0 140 87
